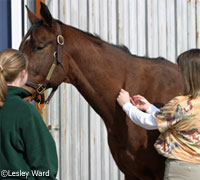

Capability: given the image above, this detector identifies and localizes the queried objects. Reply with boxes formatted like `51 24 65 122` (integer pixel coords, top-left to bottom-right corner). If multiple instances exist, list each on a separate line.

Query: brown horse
20 3 184 180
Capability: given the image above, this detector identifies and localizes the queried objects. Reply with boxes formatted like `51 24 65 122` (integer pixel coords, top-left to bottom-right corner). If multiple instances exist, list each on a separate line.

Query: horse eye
34 43 45 52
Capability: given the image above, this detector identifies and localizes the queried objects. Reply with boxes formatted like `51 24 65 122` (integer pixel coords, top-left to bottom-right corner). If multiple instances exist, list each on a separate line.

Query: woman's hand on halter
131 95 150 111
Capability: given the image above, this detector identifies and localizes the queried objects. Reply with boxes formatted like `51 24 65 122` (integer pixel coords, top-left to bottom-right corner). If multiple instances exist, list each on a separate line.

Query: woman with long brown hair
0 49 58 180
117 49 200 180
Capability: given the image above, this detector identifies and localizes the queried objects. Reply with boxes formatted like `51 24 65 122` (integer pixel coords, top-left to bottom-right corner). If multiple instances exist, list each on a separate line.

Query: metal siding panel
197 0 200 48
11 0 22 49
176 0 188 56
118 0 124 45
47 91 60 179
90 109 102 180
79 95 89 180
46 0 59 18
59 0 67 23
66 85 74 180
59 84 70 179
100 121 110 180
147 0 159 57
63 0 71 24
100 0 108 41
23 0 29 35
71 0 79 27
182 0 188 52
166 0 176 62
188 0 196 49
118 0 129 47
158 0 167 58
137 0 146 56
129 0 138 54
123 0 129 47
72 86 81 180
79 0 88 31
109 151 119 180
108 0 117 43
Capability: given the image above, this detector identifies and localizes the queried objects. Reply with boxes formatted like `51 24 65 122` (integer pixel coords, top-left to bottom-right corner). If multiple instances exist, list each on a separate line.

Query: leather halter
21 21 65 104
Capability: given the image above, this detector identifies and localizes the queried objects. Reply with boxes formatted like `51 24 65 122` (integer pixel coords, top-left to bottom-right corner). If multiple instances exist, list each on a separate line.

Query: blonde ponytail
0 70 8 107
0 49 28 107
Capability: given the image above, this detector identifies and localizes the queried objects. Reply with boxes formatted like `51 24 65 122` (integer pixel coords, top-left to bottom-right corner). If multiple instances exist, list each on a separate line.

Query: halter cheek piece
22 22 65 104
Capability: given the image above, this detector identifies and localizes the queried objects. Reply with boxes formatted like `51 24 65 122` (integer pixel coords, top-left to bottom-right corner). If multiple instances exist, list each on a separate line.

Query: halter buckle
57 35 64 45
53 51 57 58
36 84 46 94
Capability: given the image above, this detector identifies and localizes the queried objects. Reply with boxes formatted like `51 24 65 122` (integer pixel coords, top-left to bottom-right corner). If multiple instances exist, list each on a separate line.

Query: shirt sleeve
155 97 183 133
146 104 160 114
18 104 58 180
122 102 158 130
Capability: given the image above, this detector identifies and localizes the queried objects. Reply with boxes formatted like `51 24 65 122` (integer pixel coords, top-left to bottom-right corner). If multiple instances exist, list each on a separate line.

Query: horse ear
26 5 40 24
40 2 53 26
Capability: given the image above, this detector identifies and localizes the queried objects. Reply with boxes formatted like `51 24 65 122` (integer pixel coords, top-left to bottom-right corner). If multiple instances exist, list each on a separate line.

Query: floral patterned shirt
154 95 200 163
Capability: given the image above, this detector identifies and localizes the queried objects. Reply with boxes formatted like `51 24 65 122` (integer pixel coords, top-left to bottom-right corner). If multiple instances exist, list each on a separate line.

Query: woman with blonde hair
117 49 200 180
0 49 58 180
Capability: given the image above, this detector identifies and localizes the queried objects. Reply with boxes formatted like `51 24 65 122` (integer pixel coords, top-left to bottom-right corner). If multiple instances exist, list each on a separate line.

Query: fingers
118 89 129 96
118 89 129 97
120 89 126 93
130 97 135 105
133 95 148 104
133 95 145 100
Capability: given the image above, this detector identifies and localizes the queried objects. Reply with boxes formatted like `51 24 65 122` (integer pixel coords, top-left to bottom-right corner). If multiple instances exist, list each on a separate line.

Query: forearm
122 102 158 130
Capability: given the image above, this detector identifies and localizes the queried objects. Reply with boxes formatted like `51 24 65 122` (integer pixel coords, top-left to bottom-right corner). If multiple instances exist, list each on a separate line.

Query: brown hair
0 49 28 107
177 48 200 98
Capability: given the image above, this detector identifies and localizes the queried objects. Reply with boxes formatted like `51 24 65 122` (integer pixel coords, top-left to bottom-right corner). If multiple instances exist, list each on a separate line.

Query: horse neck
62 26 133 128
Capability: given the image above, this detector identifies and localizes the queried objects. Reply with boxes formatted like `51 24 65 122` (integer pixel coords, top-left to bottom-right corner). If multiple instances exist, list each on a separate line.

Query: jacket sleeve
155 97 184 133
18 103 58 180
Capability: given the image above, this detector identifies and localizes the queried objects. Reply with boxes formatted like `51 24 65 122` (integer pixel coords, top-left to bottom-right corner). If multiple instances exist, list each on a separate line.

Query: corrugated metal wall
9 0 200 180
45 0 200 180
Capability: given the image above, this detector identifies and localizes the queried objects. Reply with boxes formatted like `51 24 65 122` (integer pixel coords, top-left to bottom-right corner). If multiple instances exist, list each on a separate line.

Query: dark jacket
0 86 58 180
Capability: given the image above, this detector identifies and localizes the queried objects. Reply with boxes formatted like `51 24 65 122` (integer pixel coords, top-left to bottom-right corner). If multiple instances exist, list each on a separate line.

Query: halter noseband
22 21 65 104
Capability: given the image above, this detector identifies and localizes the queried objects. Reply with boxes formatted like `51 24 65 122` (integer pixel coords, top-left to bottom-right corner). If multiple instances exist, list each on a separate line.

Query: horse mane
85 32 172 64
61 22 172 64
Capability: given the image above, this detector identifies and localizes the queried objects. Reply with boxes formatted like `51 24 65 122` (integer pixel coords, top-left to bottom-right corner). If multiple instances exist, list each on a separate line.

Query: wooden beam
34 0 45 17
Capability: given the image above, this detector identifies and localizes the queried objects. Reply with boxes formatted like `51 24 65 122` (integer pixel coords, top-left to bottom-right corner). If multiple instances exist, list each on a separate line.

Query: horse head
20 3 68 102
